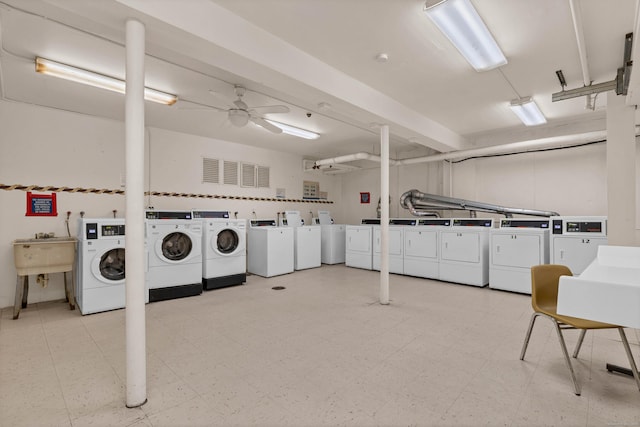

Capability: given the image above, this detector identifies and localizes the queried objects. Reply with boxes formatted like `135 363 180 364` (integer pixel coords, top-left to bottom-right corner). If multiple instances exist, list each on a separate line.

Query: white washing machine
373 218 417 274
489 218 550 294
281 211 321 270
247 219 294 277
145 210 203 302
192 210 246 290
439 218 494 287
318 211 345 264
345 219 380 270
76 218 148 315
403 218 452 279
550 216 608 275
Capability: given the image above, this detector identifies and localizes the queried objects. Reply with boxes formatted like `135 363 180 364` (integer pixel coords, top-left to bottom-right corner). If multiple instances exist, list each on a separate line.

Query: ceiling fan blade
251 105 290 115
233 99 248 110
208 89 235 108
250 116 283 134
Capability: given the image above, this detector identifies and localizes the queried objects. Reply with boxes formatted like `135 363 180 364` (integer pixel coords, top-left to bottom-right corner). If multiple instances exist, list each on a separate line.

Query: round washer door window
162 232 192 261
217 229 239 254
100 248 125 281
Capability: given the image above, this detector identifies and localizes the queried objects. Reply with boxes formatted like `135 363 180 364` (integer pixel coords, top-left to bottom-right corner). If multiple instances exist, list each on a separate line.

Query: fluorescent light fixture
424 0 507 71
509 97 547 126
264 119 320 140
35 57 177 105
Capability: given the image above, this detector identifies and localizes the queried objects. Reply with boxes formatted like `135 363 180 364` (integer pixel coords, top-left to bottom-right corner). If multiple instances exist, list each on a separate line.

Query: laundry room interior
0 102 618 307
1 1 640 426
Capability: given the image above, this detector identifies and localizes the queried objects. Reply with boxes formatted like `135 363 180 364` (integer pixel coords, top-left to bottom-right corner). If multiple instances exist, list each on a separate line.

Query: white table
557 245 640 376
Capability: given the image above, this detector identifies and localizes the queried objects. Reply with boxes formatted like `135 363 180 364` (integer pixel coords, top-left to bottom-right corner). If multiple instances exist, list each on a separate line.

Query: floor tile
2 265 639 427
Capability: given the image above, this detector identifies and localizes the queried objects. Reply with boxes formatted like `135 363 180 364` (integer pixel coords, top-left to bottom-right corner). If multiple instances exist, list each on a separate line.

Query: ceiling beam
114 0 468 153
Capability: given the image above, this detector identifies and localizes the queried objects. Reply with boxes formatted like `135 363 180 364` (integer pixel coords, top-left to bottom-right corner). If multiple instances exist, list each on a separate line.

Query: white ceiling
0 0 638 161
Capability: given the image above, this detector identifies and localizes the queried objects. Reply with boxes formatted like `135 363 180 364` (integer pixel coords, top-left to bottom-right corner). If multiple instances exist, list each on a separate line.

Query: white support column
125 18 147 408
380 125 390 305
606 91 637 246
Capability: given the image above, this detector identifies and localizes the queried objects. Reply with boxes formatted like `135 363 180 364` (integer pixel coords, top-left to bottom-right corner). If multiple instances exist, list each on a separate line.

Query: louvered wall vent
241 163 256 187
223 160 239 185
202 158 220 184
257 166 270 188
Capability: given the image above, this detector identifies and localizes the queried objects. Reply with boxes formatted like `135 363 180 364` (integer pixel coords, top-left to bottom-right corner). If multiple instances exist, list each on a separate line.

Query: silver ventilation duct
400 189 560 218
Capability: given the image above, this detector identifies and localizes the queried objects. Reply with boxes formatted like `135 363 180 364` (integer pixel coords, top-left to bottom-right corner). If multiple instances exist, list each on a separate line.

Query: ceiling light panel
509 97 547 126
35 57 177 105
424 0 507 72
264 119 320 140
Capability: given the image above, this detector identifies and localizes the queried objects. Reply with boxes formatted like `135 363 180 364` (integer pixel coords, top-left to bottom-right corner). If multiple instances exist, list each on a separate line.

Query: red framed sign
360 192 370 204
26 192 58 216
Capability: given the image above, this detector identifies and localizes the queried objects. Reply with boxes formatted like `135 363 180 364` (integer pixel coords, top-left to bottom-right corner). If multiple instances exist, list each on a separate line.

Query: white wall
342 141 639 237
0 100 342 308
452 143 608 216
145 127 341 223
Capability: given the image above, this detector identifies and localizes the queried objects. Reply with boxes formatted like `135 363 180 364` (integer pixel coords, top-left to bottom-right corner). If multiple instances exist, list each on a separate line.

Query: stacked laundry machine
280 210 321 270
345 219 380 270
76 217 149 315
247 219 294 277
317 211 346 264
439 218 494 287
489 218 550 294
145 210 203 302
550 216 608 275
192 210 246 290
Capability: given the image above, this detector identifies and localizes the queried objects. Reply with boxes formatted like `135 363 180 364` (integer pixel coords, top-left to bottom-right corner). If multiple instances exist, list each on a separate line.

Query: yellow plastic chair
520 264 640 395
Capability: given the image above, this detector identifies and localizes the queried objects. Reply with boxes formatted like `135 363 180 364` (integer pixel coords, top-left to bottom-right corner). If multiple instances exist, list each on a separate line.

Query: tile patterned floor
1 264 639 426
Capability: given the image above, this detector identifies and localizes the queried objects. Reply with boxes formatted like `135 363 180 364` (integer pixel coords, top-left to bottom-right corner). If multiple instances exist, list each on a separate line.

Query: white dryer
373 218 417 274
403 218 452 279
489 219 550 294
345 219 380 270
550 216 607 275
281 211 321 270
76 218 148 315
145 210 203 302
247 220 294 277
318 211 345 264
439 218 494 287
192 210 246 290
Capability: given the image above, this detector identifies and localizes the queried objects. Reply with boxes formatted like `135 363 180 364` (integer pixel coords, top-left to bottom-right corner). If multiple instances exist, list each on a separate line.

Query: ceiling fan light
228 109 250 127
264 119 320 140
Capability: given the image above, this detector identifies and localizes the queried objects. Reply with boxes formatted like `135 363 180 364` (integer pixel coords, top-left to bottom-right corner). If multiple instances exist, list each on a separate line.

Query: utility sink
13 237 77 275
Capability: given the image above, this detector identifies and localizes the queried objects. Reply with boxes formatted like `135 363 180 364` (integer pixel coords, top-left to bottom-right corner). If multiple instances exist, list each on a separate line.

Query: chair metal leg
520 313 539 360
551 319 581 395
572 329 587 358
618 328 640 392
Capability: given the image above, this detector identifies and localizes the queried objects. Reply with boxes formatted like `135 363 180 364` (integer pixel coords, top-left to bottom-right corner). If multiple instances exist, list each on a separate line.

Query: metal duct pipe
399 191 441 217
314 152 398 167
396 131 606 165
311 131 607 169
400 189 560 218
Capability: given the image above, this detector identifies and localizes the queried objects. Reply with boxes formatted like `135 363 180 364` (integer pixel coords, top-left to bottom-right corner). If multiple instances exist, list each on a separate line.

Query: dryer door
91 247 125 285
159 232 193 262
214 228 240 256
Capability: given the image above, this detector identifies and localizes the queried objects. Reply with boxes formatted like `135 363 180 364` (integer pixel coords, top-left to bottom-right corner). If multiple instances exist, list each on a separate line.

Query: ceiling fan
212 85 290 134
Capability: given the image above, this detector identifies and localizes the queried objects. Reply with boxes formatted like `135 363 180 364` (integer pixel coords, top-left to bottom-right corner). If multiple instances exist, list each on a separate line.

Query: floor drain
271 286 286 290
